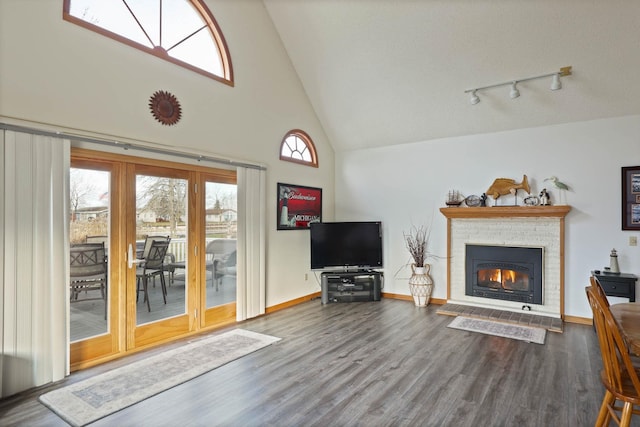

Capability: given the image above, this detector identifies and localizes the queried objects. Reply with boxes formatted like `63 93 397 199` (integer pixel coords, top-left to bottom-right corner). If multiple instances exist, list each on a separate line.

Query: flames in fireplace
477 268 530 292
466 244 543 304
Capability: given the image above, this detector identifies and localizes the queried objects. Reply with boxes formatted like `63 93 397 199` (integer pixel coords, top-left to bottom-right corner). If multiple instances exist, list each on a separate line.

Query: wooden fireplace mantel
439 204 571 319
439 205 571 219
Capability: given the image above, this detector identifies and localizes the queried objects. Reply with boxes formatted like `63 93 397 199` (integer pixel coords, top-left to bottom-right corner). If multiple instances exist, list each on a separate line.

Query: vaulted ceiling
263 1 640 152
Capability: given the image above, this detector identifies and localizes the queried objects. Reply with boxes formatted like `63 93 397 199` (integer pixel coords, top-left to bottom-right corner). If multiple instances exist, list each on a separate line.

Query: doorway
69 149 237 368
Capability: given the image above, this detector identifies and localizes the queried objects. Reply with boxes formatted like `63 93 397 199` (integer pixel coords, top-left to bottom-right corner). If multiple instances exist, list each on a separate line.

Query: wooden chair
591 275 610 309
136 240 170 312
586 285 640 426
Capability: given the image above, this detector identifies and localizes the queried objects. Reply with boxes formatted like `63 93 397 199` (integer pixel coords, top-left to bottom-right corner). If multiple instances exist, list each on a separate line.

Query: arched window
63 0 233 85
279 129 318 168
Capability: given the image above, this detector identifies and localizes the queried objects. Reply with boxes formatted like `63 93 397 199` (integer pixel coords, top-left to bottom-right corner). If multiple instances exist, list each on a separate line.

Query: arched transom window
279 129 318 168
63 0 233 85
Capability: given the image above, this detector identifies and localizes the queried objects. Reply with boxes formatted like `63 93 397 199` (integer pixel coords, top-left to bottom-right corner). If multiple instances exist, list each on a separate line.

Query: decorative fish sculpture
486 175 530 199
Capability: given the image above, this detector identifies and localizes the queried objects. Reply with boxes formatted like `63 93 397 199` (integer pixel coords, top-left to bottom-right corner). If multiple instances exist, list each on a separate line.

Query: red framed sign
277 183 322 230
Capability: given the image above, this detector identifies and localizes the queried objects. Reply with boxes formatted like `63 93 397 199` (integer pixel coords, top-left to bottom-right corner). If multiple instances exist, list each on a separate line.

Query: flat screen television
310 221 383 270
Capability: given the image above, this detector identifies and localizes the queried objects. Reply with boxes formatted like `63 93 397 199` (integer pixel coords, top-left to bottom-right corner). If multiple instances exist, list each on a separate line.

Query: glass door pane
70 151 237 365
69 167 111 341
135 172 188 325
204 180 237 309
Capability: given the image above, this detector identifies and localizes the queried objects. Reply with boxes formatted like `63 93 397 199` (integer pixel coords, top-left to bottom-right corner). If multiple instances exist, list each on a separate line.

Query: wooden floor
0 298 624 426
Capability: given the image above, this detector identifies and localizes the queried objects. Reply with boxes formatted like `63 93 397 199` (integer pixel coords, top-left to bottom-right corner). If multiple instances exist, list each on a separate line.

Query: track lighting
509 82 520 99
465 66 572 105
550 73 561 90
469 90 480 105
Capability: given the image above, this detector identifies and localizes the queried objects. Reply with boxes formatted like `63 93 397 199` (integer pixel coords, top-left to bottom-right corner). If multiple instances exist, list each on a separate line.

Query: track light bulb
510 82 520 99
470 90 480 105
550 73 561 90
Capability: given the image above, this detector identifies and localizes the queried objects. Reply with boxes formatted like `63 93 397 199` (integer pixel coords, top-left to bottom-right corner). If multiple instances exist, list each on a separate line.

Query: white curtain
236 167 266 321
0 130 69 398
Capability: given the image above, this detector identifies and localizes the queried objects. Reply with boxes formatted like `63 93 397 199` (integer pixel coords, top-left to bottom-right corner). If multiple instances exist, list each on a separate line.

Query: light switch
630 236 638 246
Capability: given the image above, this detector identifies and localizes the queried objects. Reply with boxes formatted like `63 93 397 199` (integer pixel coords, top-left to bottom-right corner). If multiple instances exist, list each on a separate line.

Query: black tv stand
321 271 382 304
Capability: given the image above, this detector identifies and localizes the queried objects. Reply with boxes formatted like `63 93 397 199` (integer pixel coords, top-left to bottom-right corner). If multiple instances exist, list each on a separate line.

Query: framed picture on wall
277 183 322 230
622 166 640 230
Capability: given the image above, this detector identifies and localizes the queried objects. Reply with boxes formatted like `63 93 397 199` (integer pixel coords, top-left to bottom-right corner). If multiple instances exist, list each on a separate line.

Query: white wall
0 0 332 307
336 115 640 319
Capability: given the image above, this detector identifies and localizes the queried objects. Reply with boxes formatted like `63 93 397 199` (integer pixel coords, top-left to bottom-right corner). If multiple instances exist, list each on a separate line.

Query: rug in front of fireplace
39 329 281 426
447 316 546 344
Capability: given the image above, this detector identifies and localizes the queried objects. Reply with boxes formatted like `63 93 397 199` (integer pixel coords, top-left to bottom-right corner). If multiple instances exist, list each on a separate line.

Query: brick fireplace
440 206 571 318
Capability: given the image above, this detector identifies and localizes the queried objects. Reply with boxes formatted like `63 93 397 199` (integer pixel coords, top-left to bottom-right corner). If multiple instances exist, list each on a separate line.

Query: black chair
141 235 170 259
70 243 108 319
136 240 170 312
140 235 172 288
85 235 108 249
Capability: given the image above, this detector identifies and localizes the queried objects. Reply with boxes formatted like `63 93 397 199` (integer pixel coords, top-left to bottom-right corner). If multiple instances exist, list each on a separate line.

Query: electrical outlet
630 236 638 246
305 273 308 281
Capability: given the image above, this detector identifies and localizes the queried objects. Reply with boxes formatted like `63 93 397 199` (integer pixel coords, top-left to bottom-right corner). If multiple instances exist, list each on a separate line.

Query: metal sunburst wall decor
149 90 182 126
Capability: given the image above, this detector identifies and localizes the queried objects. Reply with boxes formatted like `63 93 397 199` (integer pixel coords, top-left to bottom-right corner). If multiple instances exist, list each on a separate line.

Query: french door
126 163 193 348
70 148 237 369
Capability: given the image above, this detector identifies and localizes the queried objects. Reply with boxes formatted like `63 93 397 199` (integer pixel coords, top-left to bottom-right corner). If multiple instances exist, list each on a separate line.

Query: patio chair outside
205 238 236 289
70 242 108 319
141 235 170 259
136 239 170 312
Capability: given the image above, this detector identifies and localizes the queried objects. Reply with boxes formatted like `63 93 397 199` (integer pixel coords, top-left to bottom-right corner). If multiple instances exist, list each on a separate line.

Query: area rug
447 316 546 344
39 329 281 426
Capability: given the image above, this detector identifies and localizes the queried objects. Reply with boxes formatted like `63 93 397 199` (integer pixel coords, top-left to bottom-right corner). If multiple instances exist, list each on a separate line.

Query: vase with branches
404 224 429 268
403 224 434 307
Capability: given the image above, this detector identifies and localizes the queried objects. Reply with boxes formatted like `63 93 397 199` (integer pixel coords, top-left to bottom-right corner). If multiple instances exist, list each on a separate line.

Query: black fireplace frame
465 244 544 304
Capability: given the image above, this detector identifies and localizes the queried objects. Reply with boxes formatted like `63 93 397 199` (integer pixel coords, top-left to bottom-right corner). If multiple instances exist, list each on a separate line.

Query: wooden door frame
69 156 123 369
70 148 238 370
199 172 238 329
127 162 193 349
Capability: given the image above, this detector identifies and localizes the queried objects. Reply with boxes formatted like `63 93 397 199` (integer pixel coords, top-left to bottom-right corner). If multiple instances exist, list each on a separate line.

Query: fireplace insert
465 245 543 304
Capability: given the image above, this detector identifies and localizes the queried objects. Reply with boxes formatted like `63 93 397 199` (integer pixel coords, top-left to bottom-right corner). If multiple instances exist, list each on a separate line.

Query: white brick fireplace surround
440 206 571 319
